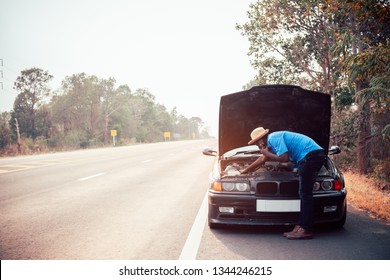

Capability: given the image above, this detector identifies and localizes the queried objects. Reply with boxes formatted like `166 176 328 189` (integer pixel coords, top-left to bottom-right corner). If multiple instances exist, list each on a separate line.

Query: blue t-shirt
267 131 323 163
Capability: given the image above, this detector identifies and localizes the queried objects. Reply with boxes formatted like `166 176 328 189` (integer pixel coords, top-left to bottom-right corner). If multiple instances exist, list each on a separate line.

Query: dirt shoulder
344 171 390 224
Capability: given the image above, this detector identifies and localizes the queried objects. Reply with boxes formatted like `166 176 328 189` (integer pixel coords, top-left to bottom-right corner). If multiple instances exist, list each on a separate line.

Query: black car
203 85 347 228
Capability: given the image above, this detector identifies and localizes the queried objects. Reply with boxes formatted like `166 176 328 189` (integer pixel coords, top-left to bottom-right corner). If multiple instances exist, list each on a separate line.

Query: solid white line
179 191 208 260
77 172 105 181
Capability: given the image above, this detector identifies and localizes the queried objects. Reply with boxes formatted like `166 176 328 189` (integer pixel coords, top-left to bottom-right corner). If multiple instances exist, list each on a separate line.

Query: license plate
256 199 300 212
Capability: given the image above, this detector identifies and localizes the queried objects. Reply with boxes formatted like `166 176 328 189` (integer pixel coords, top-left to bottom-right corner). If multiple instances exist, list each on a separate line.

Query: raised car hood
219 85 331 155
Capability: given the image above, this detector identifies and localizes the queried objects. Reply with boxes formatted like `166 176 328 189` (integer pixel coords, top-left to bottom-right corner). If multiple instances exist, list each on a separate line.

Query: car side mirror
202 148 217 157
328 145 341 155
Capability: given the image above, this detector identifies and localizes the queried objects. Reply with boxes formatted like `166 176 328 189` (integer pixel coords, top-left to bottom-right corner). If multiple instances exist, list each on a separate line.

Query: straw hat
248 127 269 145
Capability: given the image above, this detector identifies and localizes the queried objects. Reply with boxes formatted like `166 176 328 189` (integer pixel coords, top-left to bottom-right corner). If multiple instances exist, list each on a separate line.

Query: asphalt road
1 139 389 260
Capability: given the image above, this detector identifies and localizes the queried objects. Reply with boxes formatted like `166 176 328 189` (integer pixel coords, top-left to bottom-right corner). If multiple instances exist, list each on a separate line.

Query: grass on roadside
343 170 390 223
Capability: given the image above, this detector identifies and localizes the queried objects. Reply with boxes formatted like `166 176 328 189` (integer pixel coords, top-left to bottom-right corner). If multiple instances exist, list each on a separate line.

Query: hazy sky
0 0 256 135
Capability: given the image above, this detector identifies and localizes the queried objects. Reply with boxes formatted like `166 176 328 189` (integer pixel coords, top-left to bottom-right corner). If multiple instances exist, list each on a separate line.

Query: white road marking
142 160 153 163
77 173 105 181
179 191 208 260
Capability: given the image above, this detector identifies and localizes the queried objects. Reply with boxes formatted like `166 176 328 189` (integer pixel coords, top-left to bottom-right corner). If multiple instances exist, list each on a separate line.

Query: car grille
256 181 299 196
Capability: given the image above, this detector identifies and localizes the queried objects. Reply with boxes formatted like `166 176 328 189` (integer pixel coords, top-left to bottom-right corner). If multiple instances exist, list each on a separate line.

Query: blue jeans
297 150 325 231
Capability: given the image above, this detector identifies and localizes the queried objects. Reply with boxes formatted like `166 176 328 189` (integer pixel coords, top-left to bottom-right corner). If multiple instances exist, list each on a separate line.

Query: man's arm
261 148 289 162
240 155 267 174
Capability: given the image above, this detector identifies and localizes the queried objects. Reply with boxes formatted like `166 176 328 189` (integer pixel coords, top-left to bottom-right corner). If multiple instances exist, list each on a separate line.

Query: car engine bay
221 159 331 177
221 160 296 176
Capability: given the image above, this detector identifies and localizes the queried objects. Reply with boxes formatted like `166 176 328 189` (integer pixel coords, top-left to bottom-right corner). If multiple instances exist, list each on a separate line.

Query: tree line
237 0 389 177
0 70 210 155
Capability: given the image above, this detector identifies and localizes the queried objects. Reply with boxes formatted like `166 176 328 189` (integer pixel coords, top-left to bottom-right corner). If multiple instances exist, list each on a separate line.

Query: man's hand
240 155 267 174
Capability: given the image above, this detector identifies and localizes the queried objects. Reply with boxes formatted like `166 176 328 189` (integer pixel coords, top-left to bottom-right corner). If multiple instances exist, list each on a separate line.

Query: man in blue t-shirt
240 127 326 240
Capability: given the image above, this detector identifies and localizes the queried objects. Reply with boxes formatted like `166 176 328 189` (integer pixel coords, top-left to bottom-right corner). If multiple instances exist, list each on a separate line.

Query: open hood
218 85 331 156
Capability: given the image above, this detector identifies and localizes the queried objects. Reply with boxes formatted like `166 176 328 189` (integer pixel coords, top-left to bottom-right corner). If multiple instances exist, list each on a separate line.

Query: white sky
0 0 256 136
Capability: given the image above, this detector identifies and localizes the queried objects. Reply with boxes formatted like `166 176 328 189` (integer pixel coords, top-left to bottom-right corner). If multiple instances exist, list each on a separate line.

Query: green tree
189 117 203 139
12 68 53 139
238 0 389 174
236 0 339 94
130 88 169 142
52 73 103 146
100 77 121 145
330 0 389 173
109 84 133 142
0 112 11 149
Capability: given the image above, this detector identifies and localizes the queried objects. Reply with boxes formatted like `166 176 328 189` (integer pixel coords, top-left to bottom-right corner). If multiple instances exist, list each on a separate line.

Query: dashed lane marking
77 173 105 181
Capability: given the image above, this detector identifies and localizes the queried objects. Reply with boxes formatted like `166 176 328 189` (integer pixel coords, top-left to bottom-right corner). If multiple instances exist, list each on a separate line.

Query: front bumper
208 190 347 227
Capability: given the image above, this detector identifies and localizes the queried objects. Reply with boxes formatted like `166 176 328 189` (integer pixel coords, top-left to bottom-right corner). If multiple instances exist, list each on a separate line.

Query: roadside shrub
372 159 390 182
332 147 357 171
63 130 88 149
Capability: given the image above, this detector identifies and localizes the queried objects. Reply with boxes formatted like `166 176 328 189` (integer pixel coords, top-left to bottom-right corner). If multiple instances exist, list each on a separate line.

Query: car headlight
236 182 249 191
222 182 235 191
221 182 250 192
